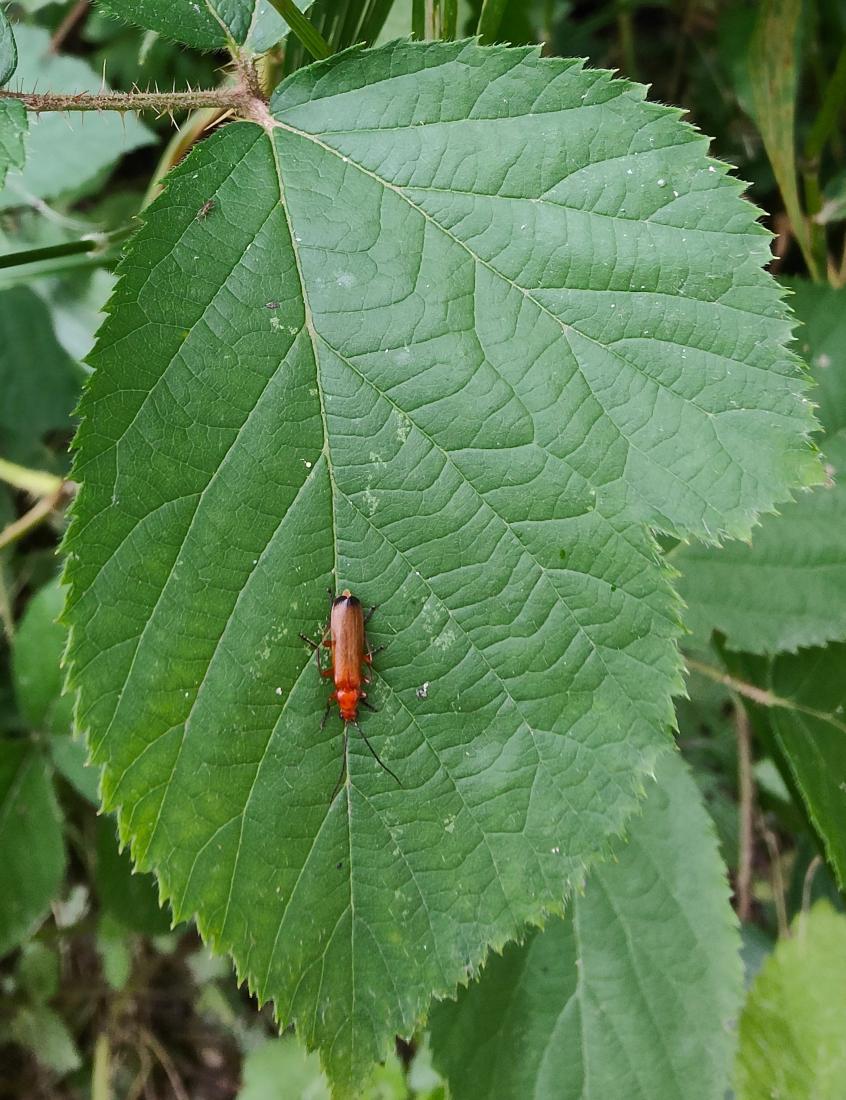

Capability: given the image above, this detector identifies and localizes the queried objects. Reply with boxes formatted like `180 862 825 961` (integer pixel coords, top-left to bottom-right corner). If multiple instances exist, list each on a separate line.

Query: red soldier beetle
300 589 400 798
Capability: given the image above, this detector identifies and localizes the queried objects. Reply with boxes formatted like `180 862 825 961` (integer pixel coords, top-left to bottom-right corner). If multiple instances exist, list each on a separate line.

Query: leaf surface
0 25 153 210
0 97 26 190
0 6 16 86
64 42 817 1093
429 752 741 1100
0 286 84 467
101 0 308 51
0 740 65 956
13 577 73 734
675 281 846 654
736 902 846 1100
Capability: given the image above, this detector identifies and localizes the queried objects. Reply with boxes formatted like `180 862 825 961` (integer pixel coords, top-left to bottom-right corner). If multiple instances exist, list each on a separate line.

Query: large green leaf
736 902 846 1100
0 25 153 211
429 752 741 1100
675 282 846 654
64 42 817 1093
100 0 309 52
0 740 65 956
0 286 84 467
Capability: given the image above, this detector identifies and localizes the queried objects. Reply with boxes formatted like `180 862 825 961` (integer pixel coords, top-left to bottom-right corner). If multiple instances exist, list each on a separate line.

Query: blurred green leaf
747 0 816 275
0 740 64 956
16 940 60 1002
101 0 310 51
0 98 26 191
755 643 846 889
430 752 742 1100
95 816 172 936
675 281 846 655
0 285 84 468
736 902 846 1100
96 912 133 990
9 1004 81 1075
0 6 17 86
12 577 72 734
49 733 100 802
239 1037 331 1100
0 25 153 211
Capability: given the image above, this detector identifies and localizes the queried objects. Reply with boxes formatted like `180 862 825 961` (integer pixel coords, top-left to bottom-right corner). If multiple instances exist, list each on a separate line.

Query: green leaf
9 1004 81 1075
0 740 65 956
50 733 100 802
64 42 816 1093
747 0 817 277
95 816 172 935
12 577 73 734
736 902 846 1100
0 6 17 86
675 281 846 654
101 0 309 52
749 644 846 889
16 940 60 1002
0 25 153 211
96 912 134 990
0 97 26 191
239 1038 331 1100
0 286 85 467
430 752 741 1100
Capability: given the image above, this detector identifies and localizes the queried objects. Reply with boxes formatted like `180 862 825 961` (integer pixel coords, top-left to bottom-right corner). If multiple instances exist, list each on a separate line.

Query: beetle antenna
352 721 401 787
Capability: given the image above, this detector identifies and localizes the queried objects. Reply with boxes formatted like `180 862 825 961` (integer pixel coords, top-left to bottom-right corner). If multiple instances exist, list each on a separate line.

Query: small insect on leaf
195 199 215 220
299 589 399 798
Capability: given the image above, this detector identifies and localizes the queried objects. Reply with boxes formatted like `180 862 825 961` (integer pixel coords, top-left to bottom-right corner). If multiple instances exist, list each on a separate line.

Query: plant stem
91 1033 112 1100
0 224 133 271
1 88 248 114
685 657 846 734
265 0 332 60
735 701 755 923
49 0 90 53
0 483 74 552
0 458 64 497
759 819 790 938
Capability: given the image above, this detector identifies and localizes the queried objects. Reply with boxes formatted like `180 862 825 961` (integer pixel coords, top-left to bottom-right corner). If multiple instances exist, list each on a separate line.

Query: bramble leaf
0 25 153 211
0 97 26 191
0 6 16 86
64 42 818 1093
736 902 846 1099
0 740 65 956
100 0 310 52
675 281 846 654
429 753 741 1100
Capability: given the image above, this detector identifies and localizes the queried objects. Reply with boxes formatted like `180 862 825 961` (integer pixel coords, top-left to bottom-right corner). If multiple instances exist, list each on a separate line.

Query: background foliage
0 0 845 1098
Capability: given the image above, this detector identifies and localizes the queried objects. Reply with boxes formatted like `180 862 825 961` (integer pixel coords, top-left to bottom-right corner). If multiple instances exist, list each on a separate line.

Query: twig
801 855 823 917
735 701 755 923
759 819 790 938
140 1029 189 1100
0 482 75 552
0 457 64 496
49 0 90 54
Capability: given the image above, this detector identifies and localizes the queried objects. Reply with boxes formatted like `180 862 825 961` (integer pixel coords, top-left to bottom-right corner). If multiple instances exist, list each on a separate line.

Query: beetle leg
319 696 335 730
360 697 378 713
363 604 378 623
299 633 320 649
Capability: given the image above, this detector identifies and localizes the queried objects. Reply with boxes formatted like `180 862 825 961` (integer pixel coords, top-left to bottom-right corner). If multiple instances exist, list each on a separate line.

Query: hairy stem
1 88 251 114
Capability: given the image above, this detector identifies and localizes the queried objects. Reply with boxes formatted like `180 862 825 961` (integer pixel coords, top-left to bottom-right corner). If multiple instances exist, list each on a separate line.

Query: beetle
300 589 400 797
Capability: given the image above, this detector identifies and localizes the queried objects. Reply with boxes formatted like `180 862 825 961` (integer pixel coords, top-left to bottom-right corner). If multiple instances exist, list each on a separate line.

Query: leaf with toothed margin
100 0 312 51
62 40 819 1096
428 753 742 1100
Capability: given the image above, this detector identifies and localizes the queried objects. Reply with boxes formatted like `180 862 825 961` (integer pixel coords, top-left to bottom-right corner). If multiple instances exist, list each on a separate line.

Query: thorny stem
735 701 755 923
2 87 254 114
